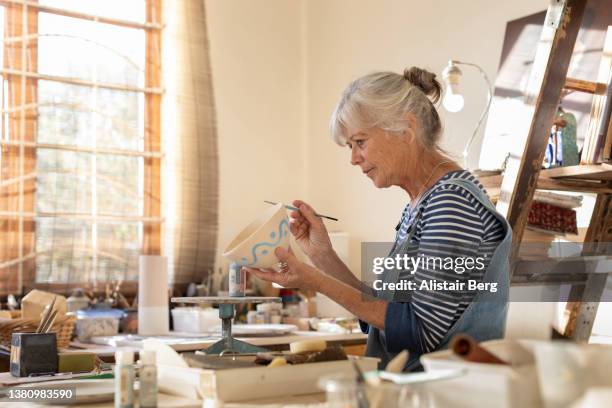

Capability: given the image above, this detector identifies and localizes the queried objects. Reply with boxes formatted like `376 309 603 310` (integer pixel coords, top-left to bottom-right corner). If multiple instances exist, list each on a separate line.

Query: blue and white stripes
394 170 504 352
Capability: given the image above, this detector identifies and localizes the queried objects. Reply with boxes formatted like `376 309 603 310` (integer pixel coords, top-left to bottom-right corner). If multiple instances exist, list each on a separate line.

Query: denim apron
364 178 512 371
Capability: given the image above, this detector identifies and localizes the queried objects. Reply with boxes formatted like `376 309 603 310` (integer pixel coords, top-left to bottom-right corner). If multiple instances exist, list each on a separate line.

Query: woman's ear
400 113 418 144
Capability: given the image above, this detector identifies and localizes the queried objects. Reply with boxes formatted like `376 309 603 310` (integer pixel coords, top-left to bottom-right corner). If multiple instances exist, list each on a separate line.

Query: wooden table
0 331 367 407
68 331 367 358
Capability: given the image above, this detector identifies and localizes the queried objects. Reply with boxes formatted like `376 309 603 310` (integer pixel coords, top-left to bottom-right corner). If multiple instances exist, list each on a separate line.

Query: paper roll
138 255 169 335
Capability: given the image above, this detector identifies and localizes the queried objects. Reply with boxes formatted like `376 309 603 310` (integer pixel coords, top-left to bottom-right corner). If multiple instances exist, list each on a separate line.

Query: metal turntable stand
171 296 281 355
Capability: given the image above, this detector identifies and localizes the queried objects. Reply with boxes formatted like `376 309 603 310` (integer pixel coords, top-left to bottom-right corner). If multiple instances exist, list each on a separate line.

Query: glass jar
318 372 430 408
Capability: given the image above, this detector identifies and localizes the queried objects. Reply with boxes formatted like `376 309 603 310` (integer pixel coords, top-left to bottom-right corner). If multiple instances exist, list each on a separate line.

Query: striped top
393 170 504 352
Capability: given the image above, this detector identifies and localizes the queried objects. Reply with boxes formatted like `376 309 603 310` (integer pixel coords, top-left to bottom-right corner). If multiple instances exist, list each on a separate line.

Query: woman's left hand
243 247 323 292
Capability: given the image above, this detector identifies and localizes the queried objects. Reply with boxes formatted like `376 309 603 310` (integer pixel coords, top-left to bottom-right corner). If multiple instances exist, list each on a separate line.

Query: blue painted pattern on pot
239 218 290 266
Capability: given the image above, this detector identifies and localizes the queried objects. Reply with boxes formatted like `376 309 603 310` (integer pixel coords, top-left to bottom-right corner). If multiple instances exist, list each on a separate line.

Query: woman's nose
350 146 362 165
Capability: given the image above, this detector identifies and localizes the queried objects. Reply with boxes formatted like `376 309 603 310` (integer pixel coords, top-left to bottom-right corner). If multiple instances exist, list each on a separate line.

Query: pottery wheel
170 296 282 355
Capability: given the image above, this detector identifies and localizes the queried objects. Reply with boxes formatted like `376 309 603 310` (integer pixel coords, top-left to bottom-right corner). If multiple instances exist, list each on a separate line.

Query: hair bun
403 66 441 104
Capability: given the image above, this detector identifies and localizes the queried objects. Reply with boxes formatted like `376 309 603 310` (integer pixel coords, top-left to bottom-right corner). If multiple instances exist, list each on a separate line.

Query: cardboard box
158 357 379 403
21 290 66 320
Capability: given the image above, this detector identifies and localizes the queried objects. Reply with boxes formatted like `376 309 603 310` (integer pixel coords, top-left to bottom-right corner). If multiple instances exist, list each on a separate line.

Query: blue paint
239 218 290 266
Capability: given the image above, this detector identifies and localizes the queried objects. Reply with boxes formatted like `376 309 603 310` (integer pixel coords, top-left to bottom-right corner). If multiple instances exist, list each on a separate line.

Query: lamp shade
442 61 464 112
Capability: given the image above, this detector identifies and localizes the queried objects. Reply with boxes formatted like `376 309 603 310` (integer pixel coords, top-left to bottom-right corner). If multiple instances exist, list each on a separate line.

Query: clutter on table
147 337 378 405
0 291 75 349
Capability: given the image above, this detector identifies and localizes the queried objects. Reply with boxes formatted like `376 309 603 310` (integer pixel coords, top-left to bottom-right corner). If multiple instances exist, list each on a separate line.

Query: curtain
162 0 219 285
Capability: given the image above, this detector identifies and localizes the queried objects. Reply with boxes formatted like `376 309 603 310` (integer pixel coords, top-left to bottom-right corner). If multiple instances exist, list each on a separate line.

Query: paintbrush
264 201 338 221
41 310 58 333
36 296 57 333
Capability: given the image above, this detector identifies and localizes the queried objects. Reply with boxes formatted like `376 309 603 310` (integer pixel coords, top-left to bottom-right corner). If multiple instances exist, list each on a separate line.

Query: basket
0 312 76 349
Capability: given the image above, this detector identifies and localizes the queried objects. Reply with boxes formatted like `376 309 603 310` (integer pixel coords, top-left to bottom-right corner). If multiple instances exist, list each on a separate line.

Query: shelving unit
480 164 612 200
479 0 612 341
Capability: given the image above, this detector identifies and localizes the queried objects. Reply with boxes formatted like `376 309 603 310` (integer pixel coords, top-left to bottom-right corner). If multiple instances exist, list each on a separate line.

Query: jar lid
76 309 125 319
115 350 134 365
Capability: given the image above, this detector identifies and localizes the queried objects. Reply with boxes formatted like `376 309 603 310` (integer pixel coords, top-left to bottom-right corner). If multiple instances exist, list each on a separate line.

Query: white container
75 309 123 342
420 339 542 408
115 350 134 408
139 350 157 408
171 307 219 333
138 255 169 335
533 342 612 408
319 372 419 408
228 262 246 297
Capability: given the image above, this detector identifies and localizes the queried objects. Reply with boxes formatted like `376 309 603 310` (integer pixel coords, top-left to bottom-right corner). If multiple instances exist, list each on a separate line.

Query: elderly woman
246 66 512 371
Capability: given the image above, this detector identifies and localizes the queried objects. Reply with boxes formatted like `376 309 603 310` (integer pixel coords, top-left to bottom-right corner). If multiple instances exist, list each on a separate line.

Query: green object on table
58 352 97 373
76 372 114 380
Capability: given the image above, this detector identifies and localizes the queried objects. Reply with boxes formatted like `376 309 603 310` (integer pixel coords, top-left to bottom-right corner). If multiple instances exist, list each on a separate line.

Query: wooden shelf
478 164 612 200
563 77 606 94
512 255 612 285
535 177 612 194
540 163 612 181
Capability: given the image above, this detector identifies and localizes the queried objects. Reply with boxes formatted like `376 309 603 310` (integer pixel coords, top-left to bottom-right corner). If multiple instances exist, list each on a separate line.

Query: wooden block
58 352 96 373
342 344 366 357
21 290 66 320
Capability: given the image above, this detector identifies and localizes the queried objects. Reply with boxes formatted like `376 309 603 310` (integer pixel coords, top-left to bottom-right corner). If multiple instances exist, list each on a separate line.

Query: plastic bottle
139 350 157 408
228 262 246 297
115 350 134 408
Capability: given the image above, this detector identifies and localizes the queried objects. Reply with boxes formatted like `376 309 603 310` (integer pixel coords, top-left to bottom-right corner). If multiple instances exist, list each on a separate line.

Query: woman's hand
289 200 334 262
244 247 323 292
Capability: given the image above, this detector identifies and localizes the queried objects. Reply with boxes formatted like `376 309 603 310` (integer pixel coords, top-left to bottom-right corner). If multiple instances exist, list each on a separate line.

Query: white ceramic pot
223 203 290 269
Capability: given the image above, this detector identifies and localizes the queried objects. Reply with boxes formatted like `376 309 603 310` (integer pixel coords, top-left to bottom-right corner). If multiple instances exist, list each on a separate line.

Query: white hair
329 67 443 149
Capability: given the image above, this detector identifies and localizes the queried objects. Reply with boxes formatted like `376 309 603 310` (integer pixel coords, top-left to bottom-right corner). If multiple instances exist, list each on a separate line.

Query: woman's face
345 124 419 189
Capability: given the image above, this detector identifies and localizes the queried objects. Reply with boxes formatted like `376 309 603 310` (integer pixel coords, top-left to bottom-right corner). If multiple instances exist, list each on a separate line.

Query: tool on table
366 349 410 408
36 296 57 333
385 350 409 373
264 200 339 221
450 334 509 365
171 296 281 355
351 358 370 408
40 310 58 333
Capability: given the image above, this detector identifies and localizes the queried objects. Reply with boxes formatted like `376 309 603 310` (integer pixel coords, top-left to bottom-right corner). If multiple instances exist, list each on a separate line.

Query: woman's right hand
289 200 334 262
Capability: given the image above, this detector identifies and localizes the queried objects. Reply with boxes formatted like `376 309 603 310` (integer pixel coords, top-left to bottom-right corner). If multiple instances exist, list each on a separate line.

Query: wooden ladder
492 0 612 341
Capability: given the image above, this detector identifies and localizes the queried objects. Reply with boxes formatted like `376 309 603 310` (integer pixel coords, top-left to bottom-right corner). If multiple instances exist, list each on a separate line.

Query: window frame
0 0 162 296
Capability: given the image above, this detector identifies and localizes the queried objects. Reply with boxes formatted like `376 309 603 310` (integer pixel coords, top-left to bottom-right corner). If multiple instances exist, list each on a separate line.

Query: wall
304 0 548 276
205 0 549 275
204 0 306 271
204 0 612 340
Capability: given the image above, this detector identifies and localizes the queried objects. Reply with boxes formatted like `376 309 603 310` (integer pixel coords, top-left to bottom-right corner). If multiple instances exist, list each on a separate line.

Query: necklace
412 160 455 204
